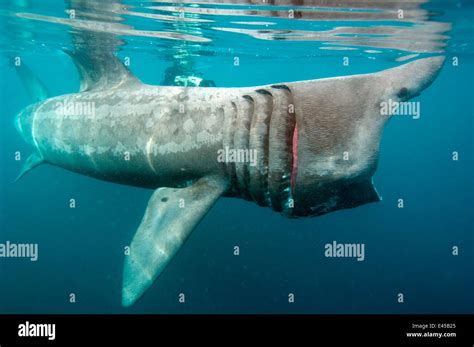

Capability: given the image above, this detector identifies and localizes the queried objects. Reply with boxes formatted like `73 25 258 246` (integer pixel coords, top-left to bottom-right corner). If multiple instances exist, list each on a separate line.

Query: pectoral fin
122 176 228 307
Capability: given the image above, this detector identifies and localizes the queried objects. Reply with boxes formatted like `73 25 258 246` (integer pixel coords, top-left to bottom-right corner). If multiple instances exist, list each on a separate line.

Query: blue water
0 0 473 313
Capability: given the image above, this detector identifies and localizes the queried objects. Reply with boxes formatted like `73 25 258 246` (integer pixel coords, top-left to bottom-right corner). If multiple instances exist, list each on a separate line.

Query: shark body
15 50 444 306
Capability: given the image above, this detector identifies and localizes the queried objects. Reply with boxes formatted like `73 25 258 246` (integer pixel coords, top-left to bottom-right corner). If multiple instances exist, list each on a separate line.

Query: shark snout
390 56 446 102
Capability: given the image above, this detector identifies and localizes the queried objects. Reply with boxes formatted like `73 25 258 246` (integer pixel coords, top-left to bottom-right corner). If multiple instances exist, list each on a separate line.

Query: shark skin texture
14 51 445 306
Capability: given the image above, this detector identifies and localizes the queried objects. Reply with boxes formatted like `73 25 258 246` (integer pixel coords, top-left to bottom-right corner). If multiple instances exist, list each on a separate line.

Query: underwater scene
0 0 473 314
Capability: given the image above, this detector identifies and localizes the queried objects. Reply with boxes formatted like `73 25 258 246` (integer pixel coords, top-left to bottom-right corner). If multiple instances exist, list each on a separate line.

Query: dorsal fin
64 49 140 92
64 0 141 92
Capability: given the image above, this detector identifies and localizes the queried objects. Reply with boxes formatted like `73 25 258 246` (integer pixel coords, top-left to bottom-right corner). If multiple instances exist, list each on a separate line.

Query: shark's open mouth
291 124 298 194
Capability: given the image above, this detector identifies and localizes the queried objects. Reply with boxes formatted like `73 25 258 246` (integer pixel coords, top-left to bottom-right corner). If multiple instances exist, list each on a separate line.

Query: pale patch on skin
183 118 195 134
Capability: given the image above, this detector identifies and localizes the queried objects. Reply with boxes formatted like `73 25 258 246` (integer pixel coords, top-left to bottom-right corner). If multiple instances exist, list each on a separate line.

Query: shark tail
14 152 44 183
12 59 50 103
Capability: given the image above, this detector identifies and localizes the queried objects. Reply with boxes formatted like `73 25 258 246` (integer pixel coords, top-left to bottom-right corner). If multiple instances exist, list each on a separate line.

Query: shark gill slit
248 89 272 206
269 84 296 214
226 86 296 213
233 95 253 200
225 102 238 195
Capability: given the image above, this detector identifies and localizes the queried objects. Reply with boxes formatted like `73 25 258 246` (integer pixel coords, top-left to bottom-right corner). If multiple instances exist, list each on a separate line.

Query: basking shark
14 49 444 306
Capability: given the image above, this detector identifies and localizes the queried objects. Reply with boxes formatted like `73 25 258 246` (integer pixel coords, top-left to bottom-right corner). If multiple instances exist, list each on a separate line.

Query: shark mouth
223 84 297 215
291 124 298 194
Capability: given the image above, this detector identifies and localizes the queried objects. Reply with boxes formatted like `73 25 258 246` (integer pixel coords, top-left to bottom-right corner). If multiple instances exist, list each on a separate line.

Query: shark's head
287 56 445 217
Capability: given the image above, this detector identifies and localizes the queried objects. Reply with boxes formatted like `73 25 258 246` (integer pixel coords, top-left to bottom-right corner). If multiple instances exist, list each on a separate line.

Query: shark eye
397 87 409 99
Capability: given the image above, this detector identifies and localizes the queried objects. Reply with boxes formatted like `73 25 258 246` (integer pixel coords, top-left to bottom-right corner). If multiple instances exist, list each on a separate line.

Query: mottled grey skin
15 56 444 306
18 84 234 188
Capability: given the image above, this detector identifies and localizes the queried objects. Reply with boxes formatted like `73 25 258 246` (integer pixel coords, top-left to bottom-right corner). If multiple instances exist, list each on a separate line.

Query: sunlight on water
0 0 463 63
